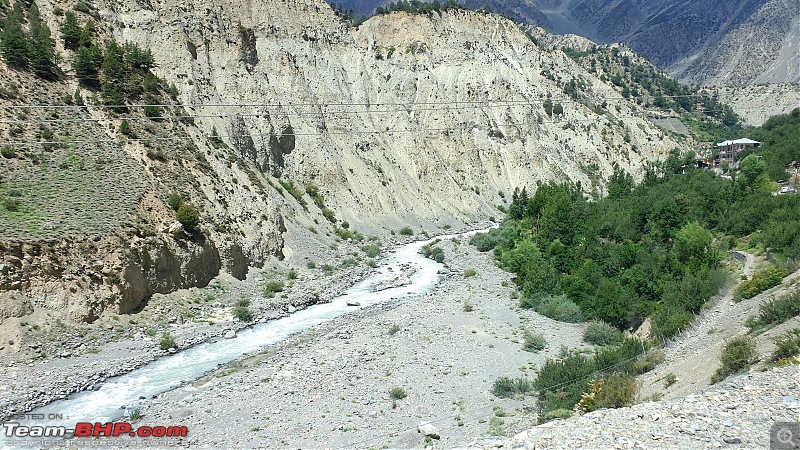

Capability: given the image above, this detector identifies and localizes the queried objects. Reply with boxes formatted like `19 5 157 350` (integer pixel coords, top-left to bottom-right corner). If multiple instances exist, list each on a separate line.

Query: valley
0 0 799 449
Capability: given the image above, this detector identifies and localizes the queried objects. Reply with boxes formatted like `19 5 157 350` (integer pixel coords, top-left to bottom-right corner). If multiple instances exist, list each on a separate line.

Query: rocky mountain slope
0 0 685 340
331 0 800 86
534 0 800 86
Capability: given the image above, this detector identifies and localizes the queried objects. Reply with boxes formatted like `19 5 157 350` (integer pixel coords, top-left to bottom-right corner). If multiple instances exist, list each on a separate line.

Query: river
0 226 494 450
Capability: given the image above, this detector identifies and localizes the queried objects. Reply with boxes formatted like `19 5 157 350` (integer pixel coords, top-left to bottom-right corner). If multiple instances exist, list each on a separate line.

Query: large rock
418 421 440 440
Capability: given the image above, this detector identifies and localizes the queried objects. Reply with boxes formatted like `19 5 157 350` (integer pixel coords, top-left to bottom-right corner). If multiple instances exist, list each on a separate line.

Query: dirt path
640 252 800 400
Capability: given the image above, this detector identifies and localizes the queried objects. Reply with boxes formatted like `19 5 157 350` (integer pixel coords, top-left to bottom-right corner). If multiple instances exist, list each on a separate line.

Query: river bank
55 236 592 449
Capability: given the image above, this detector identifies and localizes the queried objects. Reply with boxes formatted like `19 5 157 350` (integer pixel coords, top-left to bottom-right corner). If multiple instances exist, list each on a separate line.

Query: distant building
714 138 761 166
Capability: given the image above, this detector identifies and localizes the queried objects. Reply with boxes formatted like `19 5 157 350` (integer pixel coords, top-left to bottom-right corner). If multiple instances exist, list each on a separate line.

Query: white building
715 138 761 165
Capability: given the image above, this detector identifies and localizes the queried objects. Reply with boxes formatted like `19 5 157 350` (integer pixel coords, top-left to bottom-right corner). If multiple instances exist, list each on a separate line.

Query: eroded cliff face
2 0 681 327
100 0 677 229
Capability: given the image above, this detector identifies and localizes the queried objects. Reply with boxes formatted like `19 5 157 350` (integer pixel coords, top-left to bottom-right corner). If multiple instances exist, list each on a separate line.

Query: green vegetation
522 329 547 352
473 136 800 340
770 329 800 362
263 281 285 298
746 291 800 333
491 376 533 398
420 241 444 263
399 226 414 236
388 324 401 336
737 267 790 300
532 338 651 420
389 387 407 400
463 268 477 278
159 332 176 350
279 179 306 208
0 3 58 79
575 375 639 413
360 243 380 258
1 146 15 159
711 336 758 384
583 321 623 346
167 192 183 211
375 0 467 16
233 305 254 322
176 203 200 233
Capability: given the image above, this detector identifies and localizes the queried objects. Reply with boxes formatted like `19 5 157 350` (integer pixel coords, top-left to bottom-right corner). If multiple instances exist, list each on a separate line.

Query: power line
0 93 721 111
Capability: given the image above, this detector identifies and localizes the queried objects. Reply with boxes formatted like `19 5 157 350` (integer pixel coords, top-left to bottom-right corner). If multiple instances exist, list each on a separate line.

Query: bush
770 328 800 362
522 329 547 352
737 267 789 300
176 203 200 233
388 324 401 336
399 226 413 236
1 146 16 158
491 377 533 398
633 349 665 374
583 321 622 346
463 268 477 278
3 198 21 212
361 243 380 258
537 295 584 323
421 243 444 263
287 269 298 280
747 292 800 332
664 373 677 387
159 333 176 350
711 336 758 383
594 375 638 410
167 192 183 211
541 409 574 421
389 387 407 400
233 305 253 322
264 281 285 298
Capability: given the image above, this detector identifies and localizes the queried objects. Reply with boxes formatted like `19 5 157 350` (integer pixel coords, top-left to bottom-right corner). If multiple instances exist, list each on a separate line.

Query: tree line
473 111 799 339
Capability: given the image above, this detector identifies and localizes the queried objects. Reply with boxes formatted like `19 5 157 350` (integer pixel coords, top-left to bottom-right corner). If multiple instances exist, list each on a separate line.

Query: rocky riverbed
35 235 590 449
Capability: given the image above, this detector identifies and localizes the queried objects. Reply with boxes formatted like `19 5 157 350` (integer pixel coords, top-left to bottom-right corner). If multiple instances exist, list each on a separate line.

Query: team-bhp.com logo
4 422 188 438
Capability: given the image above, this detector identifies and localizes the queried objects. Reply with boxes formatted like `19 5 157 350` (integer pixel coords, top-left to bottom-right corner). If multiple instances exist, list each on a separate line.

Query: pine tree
27 3 57 79
60 11 82 50
78 19 95 48
0 6 29 68
73 44 103 87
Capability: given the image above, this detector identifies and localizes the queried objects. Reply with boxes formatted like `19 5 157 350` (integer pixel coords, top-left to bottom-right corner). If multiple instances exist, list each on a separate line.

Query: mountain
329 0 800 86
0 0 690 330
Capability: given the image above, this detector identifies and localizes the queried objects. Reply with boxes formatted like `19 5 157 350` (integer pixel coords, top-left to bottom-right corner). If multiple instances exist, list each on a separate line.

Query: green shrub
541 408 574 421
399 226 414 236
263 281 285 298
536 295 584 323
176 203 200 232
583 321 622 346
3 198 21 212
737 267 789 300
522 329 547 352
73 2 91 13
119 120 133 136
388 324 401 336
664 373 677 387
1 146 15 158
594 375 638 409
389 387 407 400
287 269 298 280
159 332 176 350
278 179 306 208
306 261 316 269
167 192 183 211
321 264 334 276
233 305 253 322
634 349 665 374
463 268 477 278
361 243 380 258
747 292 800 332
770 328 800 362
711 336 758 383
421 243 444 263
491 376 533 398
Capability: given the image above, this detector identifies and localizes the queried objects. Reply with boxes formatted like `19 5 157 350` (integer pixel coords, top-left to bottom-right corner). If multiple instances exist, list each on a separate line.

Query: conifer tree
27 3 57 79
60 11 82 49
0 5 29 68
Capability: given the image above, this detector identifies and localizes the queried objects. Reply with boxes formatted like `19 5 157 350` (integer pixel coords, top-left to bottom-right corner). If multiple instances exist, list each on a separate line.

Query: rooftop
716 138 761 147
